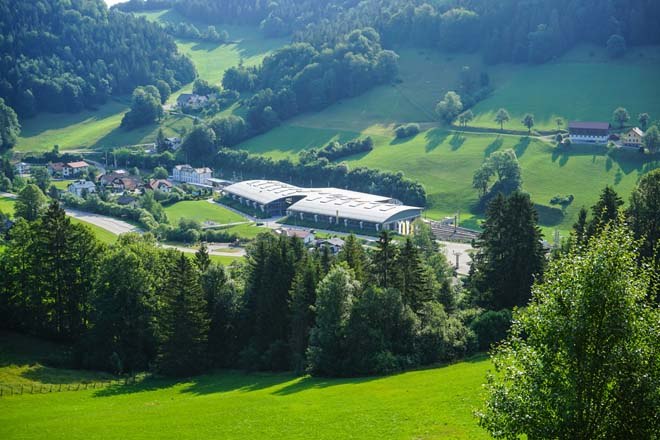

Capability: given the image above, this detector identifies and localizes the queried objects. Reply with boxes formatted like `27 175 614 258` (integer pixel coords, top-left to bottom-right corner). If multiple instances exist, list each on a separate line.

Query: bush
550 194 574 206
470 309 512 351
395 123 420 139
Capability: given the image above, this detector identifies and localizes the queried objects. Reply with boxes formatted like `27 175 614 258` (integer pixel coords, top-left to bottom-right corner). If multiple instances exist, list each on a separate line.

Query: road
65 209 140 235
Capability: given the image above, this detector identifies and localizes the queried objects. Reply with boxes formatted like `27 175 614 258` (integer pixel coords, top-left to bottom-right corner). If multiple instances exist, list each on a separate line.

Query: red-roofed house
147 179 174 193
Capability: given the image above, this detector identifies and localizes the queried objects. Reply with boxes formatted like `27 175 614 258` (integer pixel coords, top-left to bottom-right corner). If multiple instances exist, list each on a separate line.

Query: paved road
65 209 140 235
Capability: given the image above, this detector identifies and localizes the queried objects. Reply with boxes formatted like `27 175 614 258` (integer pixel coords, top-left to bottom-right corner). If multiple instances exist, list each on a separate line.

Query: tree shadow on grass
424 129 449 152
449 132 466 151
484 136 503 156
513 137 530 157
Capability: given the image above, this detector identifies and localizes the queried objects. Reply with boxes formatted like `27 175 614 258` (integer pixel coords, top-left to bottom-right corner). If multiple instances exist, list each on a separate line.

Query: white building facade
172 165 213 185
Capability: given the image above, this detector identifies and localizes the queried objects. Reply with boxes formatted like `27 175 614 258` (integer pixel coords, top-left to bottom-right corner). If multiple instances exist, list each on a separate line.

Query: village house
99 170 128 186
176 93 209 110
172 164 213 185
67 180 97 197
116 194 138 207
109 176 141 193
164 137 182 150
622 127 644 147
49 161 90 177
14 162 31 176
147 179 174 193
275 228 316 245
316 237 345 254
568 121 610 144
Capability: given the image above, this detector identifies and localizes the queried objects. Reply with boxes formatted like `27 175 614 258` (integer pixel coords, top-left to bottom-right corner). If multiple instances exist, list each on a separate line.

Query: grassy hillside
14 10 287 154
136 10 288 103
471 46 660 131
241 128 656 235
15 99 193 153
0 328 491 440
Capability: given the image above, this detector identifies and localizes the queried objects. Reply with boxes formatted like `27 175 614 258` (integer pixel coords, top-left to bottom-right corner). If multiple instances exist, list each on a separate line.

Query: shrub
470 309 512 351
395 123 420 139
549 194 574 206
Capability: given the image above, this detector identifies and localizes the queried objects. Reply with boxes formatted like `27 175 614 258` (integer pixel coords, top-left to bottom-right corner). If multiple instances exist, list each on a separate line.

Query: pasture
240 128 657 235
164 200 245 225
0 329 491 440
15 100 192 153
14 11 287 154
470 45 660 131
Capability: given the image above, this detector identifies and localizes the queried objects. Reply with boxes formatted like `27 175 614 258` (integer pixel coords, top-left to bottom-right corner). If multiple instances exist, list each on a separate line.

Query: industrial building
223 180 422 234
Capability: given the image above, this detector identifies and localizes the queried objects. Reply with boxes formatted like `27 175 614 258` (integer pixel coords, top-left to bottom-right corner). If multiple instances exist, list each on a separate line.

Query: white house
176 94 209 110
61 161 90 177
568 122 610 144
67 180 97 197
14 162 31 175
172 164 212 185
276 228 316 245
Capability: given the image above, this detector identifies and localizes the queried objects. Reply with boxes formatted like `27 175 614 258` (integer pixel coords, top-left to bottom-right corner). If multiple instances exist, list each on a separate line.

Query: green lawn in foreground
70 218 117 245
164 200 246 225
470 45 660 131
209 254 243 265
0 331 491 440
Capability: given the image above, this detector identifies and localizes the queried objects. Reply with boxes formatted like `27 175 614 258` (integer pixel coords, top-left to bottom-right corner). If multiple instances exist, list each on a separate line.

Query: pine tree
371 231 398 288
470 192 545 309
395 238 432 311
195 242 211 272
158 253 210 377
337 234 366 281
288 256 320 373
572 206 588 246
588 186 623 237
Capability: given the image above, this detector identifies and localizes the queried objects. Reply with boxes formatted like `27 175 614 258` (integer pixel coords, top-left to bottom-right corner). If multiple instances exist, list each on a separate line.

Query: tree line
122 0 660 66
222 28 398 134
0 0 196 118
0 199 479 377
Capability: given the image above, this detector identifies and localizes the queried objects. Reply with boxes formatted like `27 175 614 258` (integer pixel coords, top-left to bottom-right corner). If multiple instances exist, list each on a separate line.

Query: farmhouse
176 93 209 110
568 121 610 144
14 162 31 175
622 127 644 147
223 180 422 234
67 180 97 197
172 165 213 185
147 179 173 192
275 228 316 245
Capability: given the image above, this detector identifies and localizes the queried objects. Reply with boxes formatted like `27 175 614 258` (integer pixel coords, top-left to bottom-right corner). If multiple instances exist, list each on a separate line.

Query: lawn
209 254 243 265
470 45 660 131
0 327 492 440
15 100 192 153
0 196 15 215
70 218 117 245
0 196 116 244
164 200 246 225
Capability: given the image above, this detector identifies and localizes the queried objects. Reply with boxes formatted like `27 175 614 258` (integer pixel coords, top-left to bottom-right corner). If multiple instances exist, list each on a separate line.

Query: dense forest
120 0 660 63
0 0 196 118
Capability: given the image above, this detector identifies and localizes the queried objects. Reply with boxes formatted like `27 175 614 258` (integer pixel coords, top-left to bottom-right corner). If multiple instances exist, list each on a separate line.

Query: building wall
569 134 608 144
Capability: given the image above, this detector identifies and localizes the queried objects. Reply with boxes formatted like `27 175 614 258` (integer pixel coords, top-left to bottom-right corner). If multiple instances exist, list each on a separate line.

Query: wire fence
0 375 142 398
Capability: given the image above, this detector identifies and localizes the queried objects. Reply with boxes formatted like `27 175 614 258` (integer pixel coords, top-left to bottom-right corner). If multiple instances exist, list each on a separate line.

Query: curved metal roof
223 179 422 224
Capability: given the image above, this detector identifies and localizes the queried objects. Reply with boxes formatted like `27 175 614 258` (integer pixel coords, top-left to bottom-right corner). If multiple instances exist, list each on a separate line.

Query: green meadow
0 329 491 440
15 100 193 153
14 10 287 154
0 196 15 215
471 46 660 131
164 200 246 225
241 127 657 235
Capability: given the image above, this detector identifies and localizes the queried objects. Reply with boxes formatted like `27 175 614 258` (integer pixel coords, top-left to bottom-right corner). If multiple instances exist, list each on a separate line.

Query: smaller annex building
568 121 610 144
223 180 422 234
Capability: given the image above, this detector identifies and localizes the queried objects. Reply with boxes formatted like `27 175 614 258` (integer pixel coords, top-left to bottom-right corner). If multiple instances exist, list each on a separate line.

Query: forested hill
120 0 660 64
0 0 196 118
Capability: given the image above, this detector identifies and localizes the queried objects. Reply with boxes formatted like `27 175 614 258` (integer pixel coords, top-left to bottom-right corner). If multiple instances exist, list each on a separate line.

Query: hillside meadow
0 328 492 440
14 11 287 154
241 127 656 235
